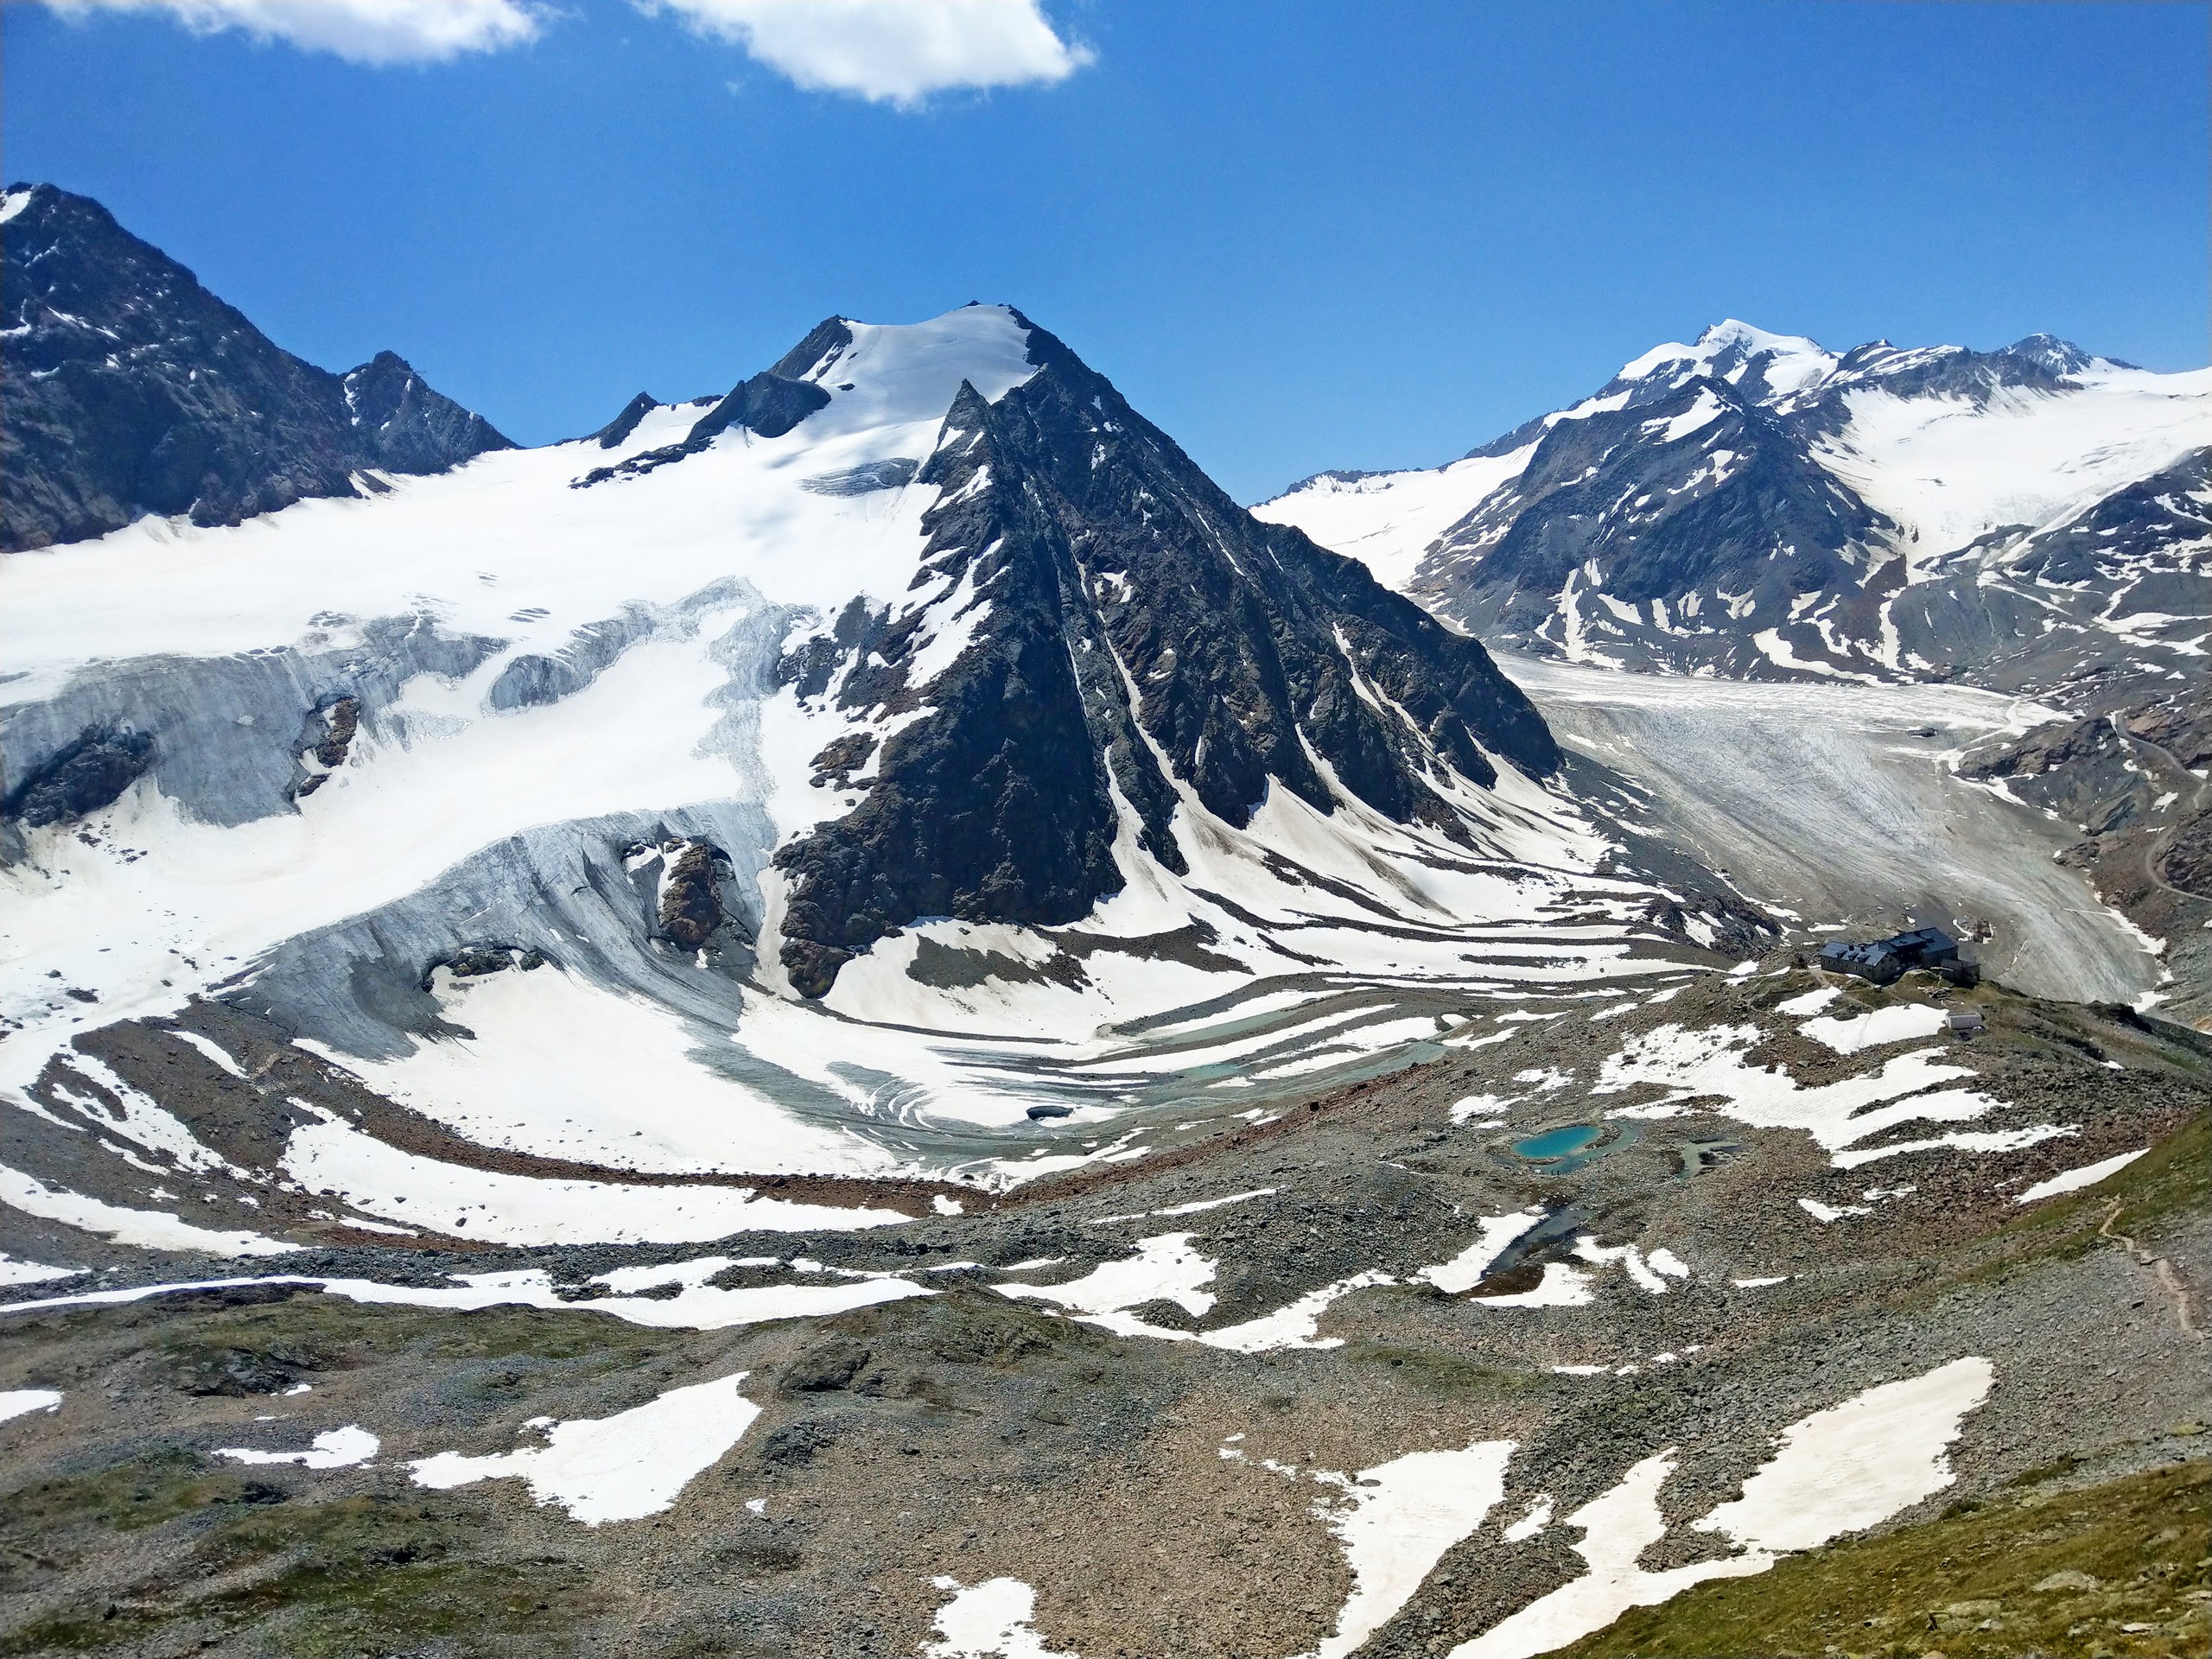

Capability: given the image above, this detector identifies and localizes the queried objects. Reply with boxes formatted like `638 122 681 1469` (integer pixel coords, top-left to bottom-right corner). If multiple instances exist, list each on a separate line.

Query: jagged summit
340 350 512 474
0 181 511 551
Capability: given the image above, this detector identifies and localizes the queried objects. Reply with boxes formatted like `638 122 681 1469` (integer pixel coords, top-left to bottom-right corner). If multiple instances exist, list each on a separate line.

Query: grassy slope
1556 1459 2209 1659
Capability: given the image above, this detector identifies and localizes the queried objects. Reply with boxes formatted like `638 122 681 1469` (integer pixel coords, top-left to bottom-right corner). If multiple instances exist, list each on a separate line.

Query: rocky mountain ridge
764 310 1559 996
1256 319 2208 700
0 182 512 552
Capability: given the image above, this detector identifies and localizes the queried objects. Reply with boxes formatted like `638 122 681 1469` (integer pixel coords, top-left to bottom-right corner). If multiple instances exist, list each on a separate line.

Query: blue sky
6 1 2205 502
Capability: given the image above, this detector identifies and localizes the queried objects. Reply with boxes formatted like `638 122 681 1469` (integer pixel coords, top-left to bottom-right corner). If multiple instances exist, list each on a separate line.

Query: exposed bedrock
1 183 511 551
288 696 361 800
418 942 549 988
654 839 739 953
1 726 156 829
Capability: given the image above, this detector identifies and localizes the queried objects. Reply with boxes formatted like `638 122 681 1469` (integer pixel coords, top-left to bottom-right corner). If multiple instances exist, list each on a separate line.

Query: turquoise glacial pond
1512 1123 1605 1161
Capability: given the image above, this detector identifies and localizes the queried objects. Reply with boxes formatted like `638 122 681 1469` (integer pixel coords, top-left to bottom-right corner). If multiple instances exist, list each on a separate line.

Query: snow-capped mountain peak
766 303 1042 435
1614 318 1840 399
1258 318 2208 690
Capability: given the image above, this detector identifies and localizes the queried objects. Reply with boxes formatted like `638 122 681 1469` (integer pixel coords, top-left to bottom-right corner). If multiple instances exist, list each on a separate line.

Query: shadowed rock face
570 324 855 489
1268 324 2202 691
0 182 511 551
2 727 156 827
770 314 1559 997
1444 376 1891 664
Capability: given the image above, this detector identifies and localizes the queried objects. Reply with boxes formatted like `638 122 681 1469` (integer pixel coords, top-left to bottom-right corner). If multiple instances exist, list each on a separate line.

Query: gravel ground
3 965 2205 1658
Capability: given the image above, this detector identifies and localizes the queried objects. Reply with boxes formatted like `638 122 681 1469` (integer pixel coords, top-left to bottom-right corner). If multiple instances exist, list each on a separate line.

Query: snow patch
218 1426 378 1469
2012 1148 2147 1204
410 1370 760 1525
0 1389 63 1425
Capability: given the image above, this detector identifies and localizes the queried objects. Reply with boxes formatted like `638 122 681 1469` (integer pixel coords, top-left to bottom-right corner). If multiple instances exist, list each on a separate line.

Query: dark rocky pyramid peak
770 316 857 383
2 181 512 551
340 350 512 474
769 311 1560 995
589 391 662 448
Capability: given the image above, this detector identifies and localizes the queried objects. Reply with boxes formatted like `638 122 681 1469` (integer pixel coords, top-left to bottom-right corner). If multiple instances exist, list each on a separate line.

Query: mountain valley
1 188 2204 1659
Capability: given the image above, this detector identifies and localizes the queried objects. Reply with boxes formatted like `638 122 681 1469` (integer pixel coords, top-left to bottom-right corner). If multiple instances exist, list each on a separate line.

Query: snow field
924 1577 1074 1659
0 1389 63 1426
1798 1001 1948 1054
2012 1147 2148 1205
1773 986 1840 1015
0 1254 83 1286
995 1207 1686 1351
1311 1442 1517 1659
1827 1122 2075 1173
217 1426 379 1470
1250 445 1538 594
279 1087 910 1246
295 966 904 1179
1084 1187 1274 1226
0 1161 300 1258
410 1370 761 1525
1447 1357 1993 1659
1468 1263 1593 1308
1694 1357 1993 1552
1446 1450 1771 1659
1592 1020 2029 1161
989 1231 1397 1352
995 1231 1217 1327
1416 1210 1544 1294
1817 366 2212 565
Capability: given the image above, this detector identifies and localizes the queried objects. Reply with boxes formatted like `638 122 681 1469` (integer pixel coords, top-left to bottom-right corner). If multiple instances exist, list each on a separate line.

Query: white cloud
35 0 543 65
649 0 1090 106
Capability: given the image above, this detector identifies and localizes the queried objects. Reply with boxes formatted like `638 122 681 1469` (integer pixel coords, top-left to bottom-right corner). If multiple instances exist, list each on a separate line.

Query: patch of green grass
195 1498 588 1657
1339 1340 1545 1396
1909 1110 2209 1305
2009 1108 2204 1244
177 1294 675 1368
1554 1459 2209 1659
2098 1109 2210 1237
0 1446 260 1547
1 1491 594 1657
